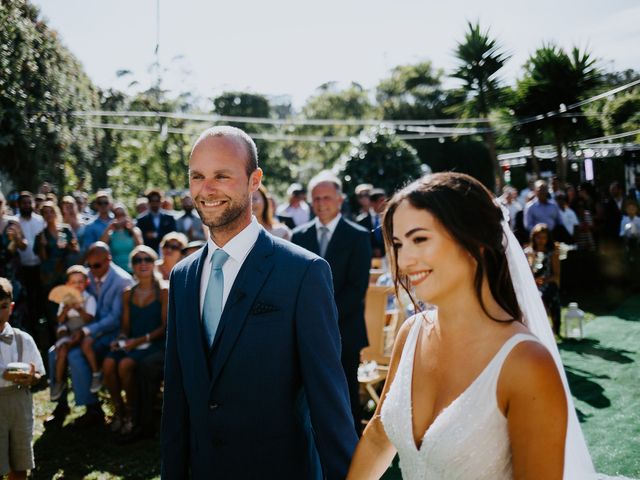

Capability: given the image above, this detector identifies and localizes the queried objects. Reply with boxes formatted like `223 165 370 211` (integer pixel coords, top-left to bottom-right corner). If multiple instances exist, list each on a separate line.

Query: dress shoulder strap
484 333 541 382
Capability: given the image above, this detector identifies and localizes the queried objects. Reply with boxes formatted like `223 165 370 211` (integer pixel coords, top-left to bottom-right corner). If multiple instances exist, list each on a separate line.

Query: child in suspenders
0 277 45 480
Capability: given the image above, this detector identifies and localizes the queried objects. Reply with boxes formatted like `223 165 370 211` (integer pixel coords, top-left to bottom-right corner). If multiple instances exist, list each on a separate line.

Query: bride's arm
498 340 568 480
346 318 413 479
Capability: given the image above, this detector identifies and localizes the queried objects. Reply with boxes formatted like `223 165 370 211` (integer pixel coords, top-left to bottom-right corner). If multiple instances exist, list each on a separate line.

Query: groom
161 126 358 479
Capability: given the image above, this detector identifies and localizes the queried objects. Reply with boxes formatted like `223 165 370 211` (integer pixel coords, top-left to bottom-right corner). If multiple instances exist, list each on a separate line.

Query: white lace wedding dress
381 312 542 480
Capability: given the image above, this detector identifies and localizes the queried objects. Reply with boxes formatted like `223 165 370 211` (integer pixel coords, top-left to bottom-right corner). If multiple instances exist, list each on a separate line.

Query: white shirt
199 217 262 317
277 202 310 227
314 213 342 248
0 323 46 388
559 206 580 236
57 290 97 332
18 213 45 266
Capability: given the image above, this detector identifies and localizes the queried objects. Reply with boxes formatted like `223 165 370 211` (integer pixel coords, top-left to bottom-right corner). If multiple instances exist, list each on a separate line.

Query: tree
0 0 99 192
601 92 640 137
451 21 511 191
513 44 601 182
211 91 293 192
337 127 423 208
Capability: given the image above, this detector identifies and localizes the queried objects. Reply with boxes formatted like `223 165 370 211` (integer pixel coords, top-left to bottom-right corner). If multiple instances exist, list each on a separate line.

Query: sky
32 0 640 110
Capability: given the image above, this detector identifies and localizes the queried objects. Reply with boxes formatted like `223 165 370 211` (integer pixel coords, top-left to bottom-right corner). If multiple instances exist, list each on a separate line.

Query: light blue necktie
203 249 230 346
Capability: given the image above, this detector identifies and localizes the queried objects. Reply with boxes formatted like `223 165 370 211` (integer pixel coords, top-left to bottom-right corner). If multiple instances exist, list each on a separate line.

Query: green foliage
450 21 511 117
337 127 423 204
376 62 457 120
602 92 640 137
511 43 601 180
0 0 100 192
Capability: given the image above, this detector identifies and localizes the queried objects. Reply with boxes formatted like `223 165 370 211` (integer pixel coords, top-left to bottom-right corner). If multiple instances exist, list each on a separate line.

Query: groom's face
189 135 262 235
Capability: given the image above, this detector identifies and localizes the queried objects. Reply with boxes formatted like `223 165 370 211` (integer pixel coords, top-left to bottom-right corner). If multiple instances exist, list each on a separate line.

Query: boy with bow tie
0 277 45 480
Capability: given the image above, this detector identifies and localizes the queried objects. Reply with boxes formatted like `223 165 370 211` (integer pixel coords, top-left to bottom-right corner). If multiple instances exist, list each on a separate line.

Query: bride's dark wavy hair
382 172 522 323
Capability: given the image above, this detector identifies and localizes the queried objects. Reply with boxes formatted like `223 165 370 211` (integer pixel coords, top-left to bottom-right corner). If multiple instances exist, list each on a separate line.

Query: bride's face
392 201 476 306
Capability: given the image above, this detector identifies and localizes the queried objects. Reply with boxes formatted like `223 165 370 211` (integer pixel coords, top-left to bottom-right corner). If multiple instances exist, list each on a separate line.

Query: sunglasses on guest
162 243 182 251
86 262 102 270
132 256 155 265
95 200 109 206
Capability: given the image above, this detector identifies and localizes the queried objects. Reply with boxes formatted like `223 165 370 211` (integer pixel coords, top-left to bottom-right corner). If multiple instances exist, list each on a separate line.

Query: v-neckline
407 322 521 451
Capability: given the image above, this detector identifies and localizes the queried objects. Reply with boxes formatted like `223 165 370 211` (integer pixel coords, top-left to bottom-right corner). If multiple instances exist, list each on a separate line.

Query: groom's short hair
192 126 259 177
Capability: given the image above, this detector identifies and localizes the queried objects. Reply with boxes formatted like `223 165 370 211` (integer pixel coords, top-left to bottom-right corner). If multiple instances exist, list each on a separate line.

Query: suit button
209 402 219 410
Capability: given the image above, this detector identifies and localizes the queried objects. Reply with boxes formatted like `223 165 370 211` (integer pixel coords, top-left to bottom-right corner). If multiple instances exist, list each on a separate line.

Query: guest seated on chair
103 245 167 437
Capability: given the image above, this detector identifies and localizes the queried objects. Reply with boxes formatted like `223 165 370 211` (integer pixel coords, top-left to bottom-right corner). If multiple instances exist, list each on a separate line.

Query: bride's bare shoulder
498 336 566 412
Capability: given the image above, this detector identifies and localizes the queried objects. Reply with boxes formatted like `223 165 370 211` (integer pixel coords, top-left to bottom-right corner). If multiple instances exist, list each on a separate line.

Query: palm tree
452 21 511 191
513 44 600 182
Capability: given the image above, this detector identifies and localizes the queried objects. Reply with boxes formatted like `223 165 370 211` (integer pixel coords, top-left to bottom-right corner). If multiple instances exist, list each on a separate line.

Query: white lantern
564 302 585 339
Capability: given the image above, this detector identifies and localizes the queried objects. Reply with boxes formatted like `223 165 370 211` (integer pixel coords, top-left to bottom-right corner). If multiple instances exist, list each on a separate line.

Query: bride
347 172 595 479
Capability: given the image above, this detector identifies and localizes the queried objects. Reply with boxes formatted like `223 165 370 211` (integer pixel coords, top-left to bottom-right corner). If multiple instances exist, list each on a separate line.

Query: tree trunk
529 139 540 178
553 125 566 183
484 128 503 193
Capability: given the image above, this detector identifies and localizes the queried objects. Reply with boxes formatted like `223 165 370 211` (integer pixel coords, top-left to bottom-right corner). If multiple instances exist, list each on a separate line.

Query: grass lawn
29 295 639 479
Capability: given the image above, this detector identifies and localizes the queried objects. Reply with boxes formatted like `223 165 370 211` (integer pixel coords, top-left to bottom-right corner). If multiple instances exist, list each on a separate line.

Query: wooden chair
359 285 396 406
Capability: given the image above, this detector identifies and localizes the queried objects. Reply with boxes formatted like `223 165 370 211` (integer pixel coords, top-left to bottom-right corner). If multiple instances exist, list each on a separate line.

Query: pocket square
250 302 279 315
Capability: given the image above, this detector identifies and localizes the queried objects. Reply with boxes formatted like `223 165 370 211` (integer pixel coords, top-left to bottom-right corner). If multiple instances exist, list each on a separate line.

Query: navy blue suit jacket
161 229 357 479
136 210 177 253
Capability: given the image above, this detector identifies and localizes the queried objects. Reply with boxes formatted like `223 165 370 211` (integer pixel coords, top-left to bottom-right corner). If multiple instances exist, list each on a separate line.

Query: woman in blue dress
103 245 167 436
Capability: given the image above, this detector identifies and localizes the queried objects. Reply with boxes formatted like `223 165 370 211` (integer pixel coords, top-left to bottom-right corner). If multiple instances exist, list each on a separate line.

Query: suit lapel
208 230 275 389
302 223 319 255
187 245 211 374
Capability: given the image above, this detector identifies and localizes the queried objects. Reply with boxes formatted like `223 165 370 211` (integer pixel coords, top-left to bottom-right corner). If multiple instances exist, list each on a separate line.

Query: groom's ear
249 168 263 192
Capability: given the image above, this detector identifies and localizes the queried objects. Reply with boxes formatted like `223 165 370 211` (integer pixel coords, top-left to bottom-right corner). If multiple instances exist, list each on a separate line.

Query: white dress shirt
277 202 311 227
0 323 46 388
315 213 342 248
199 217 262 317
18 213 45 266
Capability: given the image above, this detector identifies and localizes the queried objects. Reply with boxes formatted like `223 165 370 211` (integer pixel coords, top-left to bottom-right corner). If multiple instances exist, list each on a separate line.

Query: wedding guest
0 277 45 480
16 192 45 335
498 186 522 230
348 172 593 479
34 201 79 344
292 171 372 432
103 245 167 436
573 199 596 252
72 191 94 223
175 193 206 242
33 194 46 215
357 188 387 258
252 185 292 240
0 193 25 299
60 195 86 264
276 182 310 227
555 192 579 239
523 180 562 232
82 191 114 251
156 232 188 281
45 242 133 429
50 266 97 401
620 199 640 262
34 201 79 292
524 224 562 335
135 197 149 216
100 203 143 273
136 190 177 254
353 183 373 218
